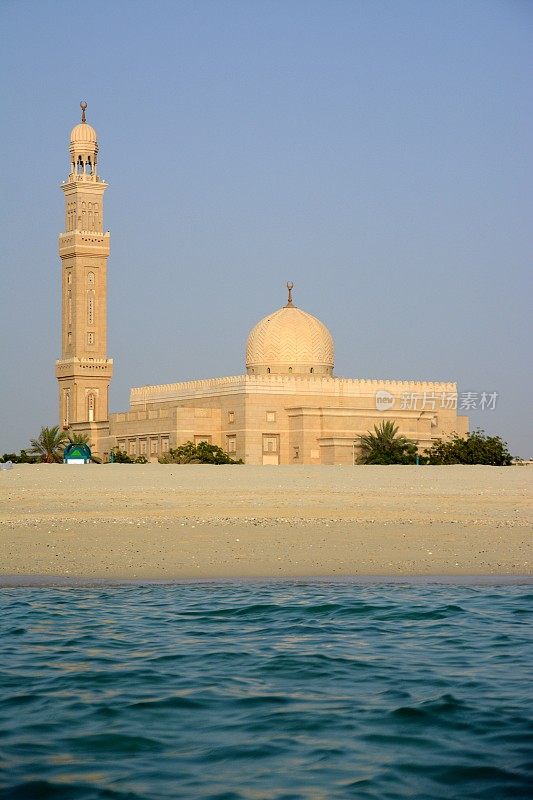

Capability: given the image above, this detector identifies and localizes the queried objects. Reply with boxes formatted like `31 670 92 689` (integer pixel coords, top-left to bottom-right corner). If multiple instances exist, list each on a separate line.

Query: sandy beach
0 464 531 580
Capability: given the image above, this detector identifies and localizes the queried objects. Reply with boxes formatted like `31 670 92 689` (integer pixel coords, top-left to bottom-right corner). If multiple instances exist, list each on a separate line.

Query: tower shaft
55 105 113 444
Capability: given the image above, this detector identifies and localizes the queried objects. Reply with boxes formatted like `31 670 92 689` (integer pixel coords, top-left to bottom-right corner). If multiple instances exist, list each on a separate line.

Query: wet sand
0 464 531 579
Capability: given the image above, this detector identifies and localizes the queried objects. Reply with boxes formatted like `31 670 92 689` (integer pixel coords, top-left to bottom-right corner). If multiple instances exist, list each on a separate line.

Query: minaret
55 102 113 450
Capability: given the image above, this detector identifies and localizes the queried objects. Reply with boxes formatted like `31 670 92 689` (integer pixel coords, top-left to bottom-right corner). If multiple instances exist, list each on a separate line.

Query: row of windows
66 271 96 286
114 435 283 459
115 436 240 458
65 289 96 329
250 367 315 374
62 391 97 425
66 331 96 346
117 437 171 457
66 200 100 231
65 277 96 347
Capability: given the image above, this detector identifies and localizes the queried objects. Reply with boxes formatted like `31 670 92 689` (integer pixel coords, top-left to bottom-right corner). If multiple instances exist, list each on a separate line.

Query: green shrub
425 429 513 466
159 440 242 464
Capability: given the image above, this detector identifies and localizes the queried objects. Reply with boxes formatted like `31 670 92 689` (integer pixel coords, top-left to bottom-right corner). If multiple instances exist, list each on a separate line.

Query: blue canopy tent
63 443 92 464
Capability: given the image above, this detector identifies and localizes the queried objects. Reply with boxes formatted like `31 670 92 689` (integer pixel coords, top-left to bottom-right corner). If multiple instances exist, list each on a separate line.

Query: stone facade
98 374 467 465
57 108 468 463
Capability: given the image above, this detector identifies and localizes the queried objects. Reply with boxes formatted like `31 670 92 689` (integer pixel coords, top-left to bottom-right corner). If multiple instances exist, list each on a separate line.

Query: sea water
0 581 531 799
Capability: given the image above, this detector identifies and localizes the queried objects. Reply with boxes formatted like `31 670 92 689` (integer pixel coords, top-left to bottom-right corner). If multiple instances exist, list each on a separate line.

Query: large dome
246 287 334 376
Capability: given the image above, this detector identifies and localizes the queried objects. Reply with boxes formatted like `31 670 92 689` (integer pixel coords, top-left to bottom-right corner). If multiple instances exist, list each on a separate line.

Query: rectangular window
266 411 276 423
128 440 137 456
194 435 211 445
262 435 279 453
150 438 158 455
139 439 147 455
118 439 126 451
228 411 235 424
161 437 170 453
227 435 236 454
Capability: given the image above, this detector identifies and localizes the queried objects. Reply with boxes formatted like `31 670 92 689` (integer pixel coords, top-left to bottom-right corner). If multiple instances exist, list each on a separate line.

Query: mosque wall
107 377 467 465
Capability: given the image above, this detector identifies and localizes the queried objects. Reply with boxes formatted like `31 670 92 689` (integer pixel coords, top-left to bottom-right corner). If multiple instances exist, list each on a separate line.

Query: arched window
86 156 92 175
87 272 95 286
267 367 270 374
81 201 87 230
289 367 293 373
77 155 84 174
87 393 95 422
67 292 72 325
310 368 314 373
88 202 93 229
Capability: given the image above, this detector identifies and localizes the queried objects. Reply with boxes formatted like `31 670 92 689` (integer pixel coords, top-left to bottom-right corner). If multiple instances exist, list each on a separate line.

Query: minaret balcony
63 174 106 185
56 357 113 379
59 230 110 256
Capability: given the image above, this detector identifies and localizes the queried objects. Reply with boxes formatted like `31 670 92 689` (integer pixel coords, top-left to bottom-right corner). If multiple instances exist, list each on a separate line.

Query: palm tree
359 420 418 465
68 432 90 446
29 426 69 464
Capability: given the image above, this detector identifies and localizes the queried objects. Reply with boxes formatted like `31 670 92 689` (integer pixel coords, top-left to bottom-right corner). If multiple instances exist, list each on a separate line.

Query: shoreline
1 464 531 580
1 573 531 588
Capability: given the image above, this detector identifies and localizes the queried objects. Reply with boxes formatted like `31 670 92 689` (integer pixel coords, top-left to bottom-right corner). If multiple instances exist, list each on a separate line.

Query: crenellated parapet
130 372 458 406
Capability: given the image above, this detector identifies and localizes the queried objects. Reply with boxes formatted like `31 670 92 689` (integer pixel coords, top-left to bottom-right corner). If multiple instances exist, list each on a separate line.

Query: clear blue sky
1 0 531 456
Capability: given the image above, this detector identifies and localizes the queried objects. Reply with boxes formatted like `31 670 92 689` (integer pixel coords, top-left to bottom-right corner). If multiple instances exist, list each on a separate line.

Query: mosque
57 105 468 464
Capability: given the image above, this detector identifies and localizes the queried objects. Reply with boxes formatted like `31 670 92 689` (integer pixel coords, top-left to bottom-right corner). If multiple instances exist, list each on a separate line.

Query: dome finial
286 281 294 307
80 101 87 123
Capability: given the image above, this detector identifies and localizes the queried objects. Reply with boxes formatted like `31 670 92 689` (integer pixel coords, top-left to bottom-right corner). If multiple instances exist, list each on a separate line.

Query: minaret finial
80 101 87 123
286 281 294 307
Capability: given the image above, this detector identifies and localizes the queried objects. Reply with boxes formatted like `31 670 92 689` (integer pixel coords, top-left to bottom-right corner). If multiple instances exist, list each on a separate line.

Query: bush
109 449 134 463
159 441 242 465
425 429 513 466
0 450 37 464
107 451 152 464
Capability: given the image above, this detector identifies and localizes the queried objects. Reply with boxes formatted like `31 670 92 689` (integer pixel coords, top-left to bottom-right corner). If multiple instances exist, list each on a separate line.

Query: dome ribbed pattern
70 122 97 143
246 306 334 375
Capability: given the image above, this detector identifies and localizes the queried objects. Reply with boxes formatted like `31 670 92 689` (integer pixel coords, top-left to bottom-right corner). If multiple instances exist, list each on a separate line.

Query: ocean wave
1 583 532 799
